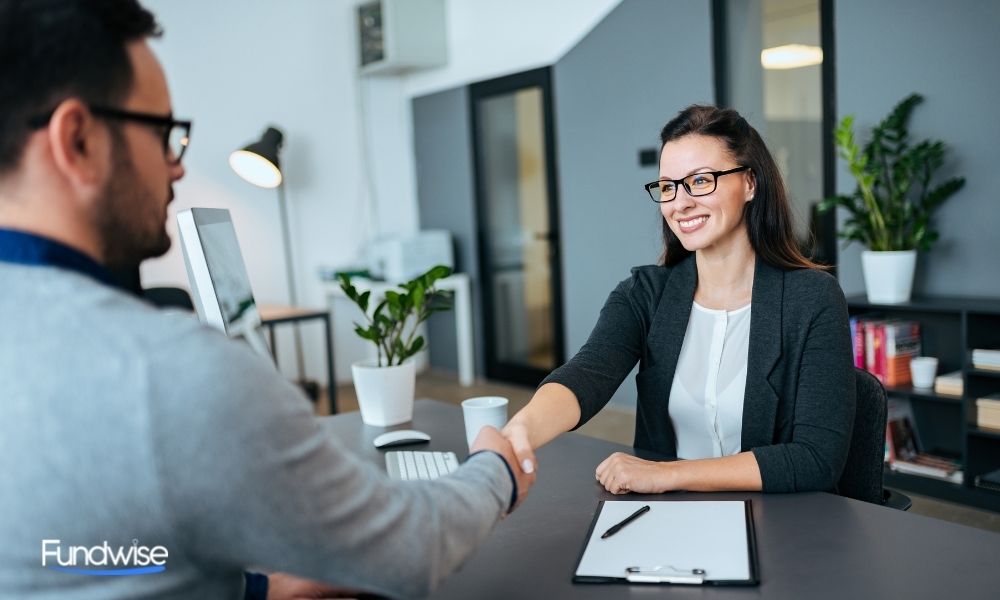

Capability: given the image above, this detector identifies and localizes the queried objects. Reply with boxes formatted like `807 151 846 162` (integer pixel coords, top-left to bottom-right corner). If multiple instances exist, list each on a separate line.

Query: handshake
469 423 537 513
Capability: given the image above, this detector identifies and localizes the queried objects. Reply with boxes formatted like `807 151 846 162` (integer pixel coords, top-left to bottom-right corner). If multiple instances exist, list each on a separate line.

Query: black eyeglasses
644 166 751 203
29 105 192 165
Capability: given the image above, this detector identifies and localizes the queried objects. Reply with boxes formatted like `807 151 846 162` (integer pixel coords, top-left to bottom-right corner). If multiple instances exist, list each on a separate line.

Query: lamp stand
277 181 306 382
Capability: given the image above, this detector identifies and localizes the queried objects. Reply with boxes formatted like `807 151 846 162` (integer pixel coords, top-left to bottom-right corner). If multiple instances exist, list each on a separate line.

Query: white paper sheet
575 500 752 582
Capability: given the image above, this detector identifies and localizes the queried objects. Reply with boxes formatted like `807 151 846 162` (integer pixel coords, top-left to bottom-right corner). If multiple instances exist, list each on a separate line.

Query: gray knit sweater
0 262 511 599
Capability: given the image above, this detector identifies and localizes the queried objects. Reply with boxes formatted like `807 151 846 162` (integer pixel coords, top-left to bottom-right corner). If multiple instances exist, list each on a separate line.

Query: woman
502 105 855 495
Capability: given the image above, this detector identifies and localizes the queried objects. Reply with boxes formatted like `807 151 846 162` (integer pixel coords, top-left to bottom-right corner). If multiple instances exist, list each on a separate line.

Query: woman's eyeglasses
644 166 751 203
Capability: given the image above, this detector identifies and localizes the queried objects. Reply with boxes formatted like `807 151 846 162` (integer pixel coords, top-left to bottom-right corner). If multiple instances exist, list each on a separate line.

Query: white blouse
668 301 751 459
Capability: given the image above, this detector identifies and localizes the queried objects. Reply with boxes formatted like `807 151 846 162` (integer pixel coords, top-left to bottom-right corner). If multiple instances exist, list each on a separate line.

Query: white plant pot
861 250 917 304
351 359 416 427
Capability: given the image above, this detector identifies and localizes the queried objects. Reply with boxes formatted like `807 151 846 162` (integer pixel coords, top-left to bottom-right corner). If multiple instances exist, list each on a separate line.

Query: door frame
468 66 566 386
711 0 838 270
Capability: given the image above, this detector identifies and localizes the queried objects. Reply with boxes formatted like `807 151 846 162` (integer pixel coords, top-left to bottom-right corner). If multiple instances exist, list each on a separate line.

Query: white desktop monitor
177 207 270 357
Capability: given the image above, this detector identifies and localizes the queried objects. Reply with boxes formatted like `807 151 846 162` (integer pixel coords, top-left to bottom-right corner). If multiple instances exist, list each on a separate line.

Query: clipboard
572 500 759 586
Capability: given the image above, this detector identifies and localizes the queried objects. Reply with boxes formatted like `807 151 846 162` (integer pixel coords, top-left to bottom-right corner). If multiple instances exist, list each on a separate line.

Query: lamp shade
230 126 284 188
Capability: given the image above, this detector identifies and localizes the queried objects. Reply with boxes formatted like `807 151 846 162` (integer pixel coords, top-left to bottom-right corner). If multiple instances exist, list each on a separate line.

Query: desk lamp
229 126 305 383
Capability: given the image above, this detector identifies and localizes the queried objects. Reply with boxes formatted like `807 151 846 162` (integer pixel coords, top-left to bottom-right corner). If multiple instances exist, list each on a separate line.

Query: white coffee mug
910 356 939 388
461 396 509 448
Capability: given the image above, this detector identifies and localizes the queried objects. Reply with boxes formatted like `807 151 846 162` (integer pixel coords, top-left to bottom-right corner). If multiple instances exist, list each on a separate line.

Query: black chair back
838 367 887 505
143 286 194 311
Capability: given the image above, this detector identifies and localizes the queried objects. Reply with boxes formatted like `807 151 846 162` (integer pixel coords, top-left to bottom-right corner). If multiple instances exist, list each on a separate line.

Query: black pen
601 505 651 539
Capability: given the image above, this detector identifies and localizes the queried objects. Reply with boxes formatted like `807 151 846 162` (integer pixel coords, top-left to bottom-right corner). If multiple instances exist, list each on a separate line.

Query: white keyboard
386 451 460 481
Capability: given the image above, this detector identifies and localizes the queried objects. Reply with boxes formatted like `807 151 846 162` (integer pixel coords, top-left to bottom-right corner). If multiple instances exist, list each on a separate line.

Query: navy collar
0 228 118 288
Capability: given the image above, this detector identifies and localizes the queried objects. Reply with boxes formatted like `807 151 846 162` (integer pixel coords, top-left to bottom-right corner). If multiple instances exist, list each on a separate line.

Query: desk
323 274 474 386
259 304 336 413
322 400 1000 599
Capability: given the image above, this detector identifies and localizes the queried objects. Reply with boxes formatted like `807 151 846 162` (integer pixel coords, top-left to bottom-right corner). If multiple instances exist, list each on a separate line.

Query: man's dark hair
0 0 160 175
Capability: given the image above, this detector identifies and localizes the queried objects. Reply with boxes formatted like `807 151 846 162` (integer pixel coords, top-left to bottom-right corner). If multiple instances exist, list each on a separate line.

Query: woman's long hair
657 105 822 270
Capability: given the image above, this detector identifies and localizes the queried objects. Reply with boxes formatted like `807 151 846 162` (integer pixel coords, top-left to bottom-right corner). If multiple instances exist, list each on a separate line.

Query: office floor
318 370 1000 535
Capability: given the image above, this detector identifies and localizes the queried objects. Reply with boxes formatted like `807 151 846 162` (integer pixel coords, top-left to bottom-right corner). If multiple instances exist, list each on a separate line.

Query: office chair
109 265 195 312
143 286 195 311
839 367 912 510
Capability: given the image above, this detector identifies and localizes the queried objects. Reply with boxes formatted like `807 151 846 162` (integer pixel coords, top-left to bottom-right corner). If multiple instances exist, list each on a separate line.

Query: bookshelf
848 295 1000 512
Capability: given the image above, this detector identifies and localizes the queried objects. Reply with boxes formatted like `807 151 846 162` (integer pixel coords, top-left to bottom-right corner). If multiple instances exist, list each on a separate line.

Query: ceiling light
760 44 823 70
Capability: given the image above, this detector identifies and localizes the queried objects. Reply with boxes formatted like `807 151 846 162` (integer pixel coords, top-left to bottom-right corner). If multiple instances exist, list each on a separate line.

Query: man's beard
94 136 172 270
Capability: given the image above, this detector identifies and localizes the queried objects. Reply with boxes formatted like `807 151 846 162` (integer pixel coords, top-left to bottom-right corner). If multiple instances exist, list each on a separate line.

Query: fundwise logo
41 539 168 576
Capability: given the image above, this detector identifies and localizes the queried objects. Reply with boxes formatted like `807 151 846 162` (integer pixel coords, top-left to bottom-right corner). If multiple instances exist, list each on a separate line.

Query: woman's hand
595 452 673 494
471 426 536 513
501 421 537 475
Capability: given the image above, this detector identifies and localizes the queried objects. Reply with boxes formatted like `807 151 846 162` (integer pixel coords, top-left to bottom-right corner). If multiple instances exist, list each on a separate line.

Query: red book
851 318 865 369
864 320 882 376
874 322 887 383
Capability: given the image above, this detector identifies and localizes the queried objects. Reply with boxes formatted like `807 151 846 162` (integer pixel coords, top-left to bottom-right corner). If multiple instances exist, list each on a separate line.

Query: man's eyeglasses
644 166 751 203
29 105 192 165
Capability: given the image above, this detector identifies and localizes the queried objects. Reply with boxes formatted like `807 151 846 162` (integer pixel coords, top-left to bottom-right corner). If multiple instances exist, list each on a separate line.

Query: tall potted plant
819 93 965 303
338 265 453 426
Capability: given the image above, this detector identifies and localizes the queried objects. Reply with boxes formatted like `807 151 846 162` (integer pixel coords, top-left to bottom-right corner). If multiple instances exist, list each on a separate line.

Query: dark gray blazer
542 254 856 493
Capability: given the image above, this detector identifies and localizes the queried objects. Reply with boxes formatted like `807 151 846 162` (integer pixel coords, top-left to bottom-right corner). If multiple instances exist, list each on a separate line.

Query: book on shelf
854 318 922 386
974 467 1000 493
885 398 963 483
850 317 865 369
972 348 1000 371
933 370 964 396
975 392 1000 430
862 318 884 377
891 459 964 484
885 399 920 462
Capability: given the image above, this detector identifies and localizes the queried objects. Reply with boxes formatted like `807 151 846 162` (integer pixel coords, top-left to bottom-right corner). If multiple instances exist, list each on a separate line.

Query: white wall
402 0 621 98
140 0 621 385
142 0 370 385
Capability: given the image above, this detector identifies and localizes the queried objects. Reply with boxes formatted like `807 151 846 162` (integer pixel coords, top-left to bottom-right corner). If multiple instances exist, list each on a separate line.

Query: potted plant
338 265 453 426
819 93 965 303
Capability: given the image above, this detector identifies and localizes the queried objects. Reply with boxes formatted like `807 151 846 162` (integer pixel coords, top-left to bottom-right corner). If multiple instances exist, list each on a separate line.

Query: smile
676 215 709 233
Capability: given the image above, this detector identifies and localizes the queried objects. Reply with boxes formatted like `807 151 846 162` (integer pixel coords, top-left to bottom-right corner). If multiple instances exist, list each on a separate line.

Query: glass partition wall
716 0 836 265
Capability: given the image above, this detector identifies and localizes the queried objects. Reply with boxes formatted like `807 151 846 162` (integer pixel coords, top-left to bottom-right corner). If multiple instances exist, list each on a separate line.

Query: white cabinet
357 0 447 75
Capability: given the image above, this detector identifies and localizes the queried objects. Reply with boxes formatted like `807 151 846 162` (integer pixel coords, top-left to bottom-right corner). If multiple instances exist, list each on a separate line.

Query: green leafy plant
338 265 454 367
818 93 965 251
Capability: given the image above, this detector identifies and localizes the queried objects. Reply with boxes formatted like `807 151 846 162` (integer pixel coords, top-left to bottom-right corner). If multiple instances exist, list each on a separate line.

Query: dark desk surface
322 399 1000 599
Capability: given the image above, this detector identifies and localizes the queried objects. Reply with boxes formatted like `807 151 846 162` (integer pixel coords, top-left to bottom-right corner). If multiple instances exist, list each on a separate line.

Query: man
0 1 536 599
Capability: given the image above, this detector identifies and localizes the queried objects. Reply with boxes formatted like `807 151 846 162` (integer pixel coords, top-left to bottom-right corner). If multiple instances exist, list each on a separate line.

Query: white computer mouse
373 429 431 449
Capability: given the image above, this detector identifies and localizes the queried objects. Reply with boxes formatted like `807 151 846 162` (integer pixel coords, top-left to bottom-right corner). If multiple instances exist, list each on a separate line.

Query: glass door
714 0 837 265
470 68 564 385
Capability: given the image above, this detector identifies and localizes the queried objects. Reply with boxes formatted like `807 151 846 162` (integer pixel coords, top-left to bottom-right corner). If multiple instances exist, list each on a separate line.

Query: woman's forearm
666 452 762 492
504 382 581 450
597 451 763 494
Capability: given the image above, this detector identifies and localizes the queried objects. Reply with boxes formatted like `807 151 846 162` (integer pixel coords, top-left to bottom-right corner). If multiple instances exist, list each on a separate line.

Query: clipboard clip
625 565 706 584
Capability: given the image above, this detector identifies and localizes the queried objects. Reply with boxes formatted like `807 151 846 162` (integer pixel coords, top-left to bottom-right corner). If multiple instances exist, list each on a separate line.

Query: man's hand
470 425 536 512
595 452 672 495
266 572 365 599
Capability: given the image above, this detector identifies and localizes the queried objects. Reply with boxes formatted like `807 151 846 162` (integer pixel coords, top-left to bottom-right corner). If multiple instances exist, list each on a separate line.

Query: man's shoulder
71 277 221 355
5 264 249 369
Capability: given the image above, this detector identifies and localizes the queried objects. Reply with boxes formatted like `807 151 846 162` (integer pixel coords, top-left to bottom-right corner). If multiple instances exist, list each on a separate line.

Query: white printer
366 230 455 282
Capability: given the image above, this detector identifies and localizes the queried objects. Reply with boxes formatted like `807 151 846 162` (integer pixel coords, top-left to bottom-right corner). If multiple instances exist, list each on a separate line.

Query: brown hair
657 105 822 270
0 0 161 176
